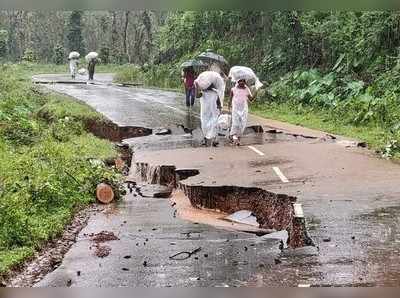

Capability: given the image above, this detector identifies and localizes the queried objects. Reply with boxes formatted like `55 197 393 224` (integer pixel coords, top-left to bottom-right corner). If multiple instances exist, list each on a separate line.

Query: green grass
0 63 123 278
5 62 128 81
251 101 389 153
38 93 104 123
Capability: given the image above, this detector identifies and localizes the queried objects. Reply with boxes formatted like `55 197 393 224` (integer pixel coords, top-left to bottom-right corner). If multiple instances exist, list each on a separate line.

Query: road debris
90 231 119 243
94 245 111 258
169 247 202 260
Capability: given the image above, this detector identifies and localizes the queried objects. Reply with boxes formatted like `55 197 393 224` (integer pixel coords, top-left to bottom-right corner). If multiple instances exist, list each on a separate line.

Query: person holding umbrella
181 59 206 108
181 66 196 108
198 49 229 81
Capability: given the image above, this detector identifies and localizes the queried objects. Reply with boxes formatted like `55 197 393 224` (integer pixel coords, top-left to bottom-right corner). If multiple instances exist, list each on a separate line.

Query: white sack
195 71 225 107
217 114 231 131
69 51 80 59
78 68 87 75
229 66 263 90
85 52 99 62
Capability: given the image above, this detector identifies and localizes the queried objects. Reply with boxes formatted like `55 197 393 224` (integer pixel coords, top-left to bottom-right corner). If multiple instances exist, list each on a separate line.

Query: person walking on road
85 52 99 83
195 82 220 147
68 51 80 80
182 67 196 108
69 58 78 79
229 79 254 146
88 58 97 82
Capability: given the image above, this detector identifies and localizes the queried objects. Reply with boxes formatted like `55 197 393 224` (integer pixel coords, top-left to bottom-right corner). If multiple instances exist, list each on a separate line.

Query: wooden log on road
96 183 115 204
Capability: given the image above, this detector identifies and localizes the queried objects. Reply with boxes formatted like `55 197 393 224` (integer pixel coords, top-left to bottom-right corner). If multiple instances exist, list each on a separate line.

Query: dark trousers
88 63 96 80
185 87 195 107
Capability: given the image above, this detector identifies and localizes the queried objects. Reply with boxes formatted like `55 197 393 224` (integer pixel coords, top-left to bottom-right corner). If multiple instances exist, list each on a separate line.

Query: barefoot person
195 82 220 147
229 79 254 146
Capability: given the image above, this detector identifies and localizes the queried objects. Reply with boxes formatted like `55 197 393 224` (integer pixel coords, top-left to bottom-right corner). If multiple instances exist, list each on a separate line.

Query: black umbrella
198 50 228 66
180 59 206 69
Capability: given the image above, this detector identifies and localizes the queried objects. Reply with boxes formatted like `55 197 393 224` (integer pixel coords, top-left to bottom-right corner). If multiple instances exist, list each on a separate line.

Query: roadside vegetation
113 11 400 159
0 64 123 276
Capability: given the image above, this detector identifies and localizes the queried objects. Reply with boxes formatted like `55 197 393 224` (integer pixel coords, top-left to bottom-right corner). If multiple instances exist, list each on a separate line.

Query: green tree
66 11 85 54
22 48 37 63
99 45 110 64
53 44 65 64
0 29 8 59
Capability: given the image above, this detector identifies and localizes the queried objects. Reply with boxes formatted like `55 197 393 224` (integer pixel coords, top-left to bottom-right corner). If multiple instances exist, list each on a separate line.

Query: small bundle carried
85 52 99 62
228 66 263 91
195 71 226 107
68 51 80 60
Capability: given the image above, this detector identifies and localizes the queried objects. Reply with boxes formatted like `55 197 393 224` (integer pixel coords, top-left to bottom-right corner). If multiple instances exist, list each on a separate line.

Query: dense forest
0 11 161 64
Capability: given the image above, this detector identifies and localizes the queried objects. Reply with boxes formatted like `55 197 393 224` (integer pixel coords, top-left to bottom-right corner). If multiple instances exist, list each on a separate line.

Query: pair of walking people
68 52 98 82
194 71 254 147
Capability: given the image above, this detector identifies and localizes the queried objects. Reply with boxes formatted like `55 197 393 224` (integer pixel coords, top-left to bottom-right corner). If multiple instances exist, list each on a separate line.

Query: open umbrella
181 59 206 69
198 49 228 66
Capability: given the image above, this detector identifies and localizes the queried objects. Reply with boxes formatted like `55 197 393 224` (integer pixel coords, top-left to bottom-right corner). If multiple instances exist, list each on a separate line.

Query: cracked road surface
28 73 400 287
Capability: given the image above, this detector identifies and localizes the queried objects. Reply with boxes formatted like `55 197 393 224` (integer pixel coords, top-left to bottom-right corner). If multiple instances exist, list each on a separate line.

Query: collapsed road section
132 160 314 248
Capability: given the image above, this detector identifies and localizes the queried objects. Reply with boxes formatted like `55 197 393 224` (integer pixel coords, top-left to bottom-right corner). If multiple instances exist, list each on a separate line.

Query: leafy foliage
0 64 123 275
53 44 65 65
0 29 7 59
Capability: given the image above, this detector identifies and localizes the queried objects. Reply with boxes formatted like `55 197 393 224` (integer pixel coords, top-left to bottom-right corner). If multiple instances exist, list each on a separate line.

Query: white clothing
200 90 220 140
69 59 78 78
230 85 252 137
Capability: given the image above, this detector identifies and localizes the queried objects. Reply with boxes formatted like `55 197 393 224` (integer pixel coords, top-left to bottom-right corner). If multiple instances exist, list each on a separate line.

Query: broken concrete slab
136 184 173 198
225 210 259 227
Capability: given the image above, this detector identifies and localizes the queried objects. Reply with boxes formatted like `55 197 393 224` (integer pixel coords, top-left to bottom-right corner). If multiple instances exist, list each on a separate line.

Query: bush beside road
0 64 123 277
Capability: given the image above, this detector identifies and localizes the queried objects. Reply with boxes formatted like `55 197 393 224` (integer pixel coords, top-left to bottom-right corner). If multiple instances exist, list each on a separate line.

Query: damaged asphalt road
22 73 400 287
36 195 283 287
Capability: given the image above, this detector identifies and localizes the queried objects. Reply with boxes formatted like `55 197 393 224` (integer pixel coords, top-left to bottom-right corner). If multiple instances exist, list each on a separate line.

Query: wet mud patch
4 205 104 287
89 231 120 243
87 231 119 259
93 245 112 258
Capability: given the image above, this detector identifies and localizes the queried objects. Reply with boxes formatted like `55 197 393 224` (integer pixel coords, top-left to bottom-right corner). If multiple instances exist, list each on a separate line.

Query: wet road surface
30 74 400 287
37 194 282 287
33 74 200 130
